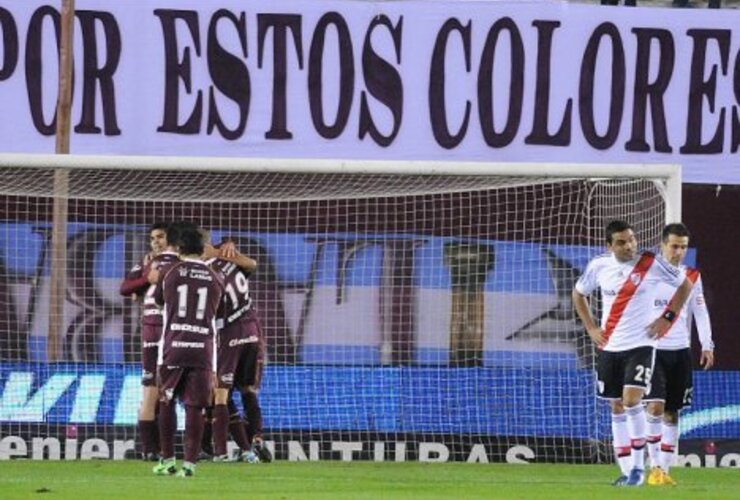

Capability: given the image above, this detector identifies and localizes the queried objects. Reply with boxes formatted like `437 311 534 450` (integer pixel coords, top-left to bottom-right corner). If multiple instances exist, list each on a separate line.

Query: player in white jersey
644 223 714 486
572 220 694 487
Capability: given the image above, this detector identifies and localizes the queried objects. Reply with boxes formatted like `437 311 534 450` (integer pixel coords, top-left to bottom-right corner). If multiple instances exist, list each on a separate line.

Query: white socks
625 404 647 470
660 423 679 473
612 413 632 475
646 413 662 468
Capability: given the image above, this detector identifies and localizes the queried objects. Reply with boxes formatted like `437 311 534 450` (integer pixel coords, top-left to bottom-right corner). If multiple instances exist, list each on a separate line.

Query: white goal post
0 153 681 217
0 153 680 463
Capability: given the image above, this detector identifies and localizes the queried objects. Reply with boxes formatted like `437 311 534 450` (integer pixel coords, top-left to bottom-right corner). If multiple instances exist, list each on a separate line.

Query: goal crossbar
0 153 682 222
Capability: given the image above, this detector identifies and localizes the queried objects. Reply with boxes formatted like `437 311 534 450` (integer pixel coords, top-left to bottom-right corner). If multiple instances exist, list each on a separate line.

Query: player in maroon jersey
120 222 178 461
152 222 225 477
204 237 272 463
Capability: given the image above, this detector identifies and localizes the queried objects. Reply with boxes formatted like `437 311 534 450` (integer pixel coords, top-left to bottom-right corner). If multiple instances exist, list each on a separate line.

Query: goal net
0 155 679 463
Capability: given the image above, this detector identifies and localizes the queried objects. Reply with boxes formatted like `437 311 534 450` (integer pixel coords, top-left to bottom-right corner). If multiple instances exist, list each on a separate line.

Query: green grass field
0 461 737 499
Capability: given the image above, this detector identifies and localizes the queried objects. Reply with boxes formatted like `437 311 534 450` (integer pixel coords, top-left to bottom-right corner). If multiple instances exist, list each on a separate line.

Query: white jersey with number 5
575 251 686 352
654 266 714 351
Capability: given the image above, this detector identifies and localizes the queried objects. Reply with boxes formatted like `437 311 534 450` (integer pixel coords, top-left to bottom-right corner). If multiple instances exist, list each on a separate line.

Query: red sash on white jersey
660 267 699 335
601 252 655 348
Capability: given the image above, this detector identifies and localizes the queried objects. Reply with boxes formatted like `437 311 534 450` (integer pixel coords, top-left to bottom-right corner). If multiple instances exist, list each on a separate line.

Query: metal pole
49 0 74 361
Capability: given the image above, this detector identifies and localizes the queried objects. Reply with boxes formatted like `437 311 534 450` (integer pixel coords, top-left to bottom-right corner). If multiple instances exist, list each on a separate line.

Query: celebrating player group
573 221 714 487
120 221 271 478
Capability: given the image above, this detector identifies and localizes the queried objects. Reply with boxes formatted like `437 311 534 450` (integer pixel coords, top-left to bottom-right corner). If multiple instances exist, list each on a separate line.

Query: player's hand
203 243 219 259
219 241 237 259
143 253 154 266
146 266 160 284
700 350 714 370
586 326 605 348
648 317 671 338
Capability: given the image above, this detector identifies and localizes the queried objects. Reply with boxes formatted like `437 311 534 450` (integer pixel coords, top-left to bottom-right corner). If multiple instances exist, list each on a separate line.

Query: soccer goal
0 154 680 463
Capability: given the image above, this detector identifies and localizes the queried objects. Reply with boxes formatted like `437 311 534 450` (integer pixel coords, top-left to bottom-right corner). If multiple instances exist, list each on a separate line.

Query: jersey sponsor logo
228 335 259 347
227 301 252 324
654 299 670 307
602 289 617 296
171 341 205 348
142 341 158 349
187 268 214 281
220 373 234 385
170 323 210 335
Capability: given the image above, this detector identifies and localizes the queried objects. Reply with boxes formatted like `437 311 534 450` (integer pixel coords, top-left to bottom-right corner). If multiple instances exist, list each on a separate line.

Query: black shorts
644 348 693 411
596 346 655 400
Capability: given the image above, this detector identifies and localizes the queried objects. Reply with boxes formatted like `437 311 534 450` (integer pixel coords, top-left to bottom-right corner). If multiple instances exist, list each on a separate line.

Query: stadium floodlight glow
0 154 680 463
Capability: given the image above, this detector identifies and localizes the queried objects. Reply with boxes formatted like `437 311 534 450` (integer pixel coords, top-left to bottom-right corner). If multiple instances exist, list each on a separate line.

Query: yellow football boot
662 472 677 486
647 467 666 486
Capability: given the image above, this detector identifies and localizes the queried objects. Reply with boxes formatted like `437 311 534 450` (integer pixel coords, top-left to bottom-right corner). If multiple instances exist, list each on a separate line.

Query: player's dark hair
605 220 633 244
178 227 204 256
166 221 199 251
662 223 691 242
149 222 168 233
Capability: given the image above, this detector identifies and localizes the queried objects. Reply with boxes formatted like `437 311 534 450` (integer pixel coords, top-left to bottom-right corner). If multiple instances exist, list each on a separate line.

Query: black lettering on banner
359 15 403 147
258 14 303 140
0 7 18 81
478 17 524 148
525 20 571 146
625 28 675 153
579 23 625 150
681 29 730 155
26 6 60 136
207 9 250 141
429 18 471 150
308 12 354 139
75 11 121 136
733 50 740 153
154 9 202 134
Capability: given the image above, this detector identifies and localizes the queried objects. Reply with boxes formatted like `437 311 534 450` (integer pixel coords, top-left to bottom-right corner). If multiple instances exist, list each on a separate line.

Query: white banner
1 0 740 184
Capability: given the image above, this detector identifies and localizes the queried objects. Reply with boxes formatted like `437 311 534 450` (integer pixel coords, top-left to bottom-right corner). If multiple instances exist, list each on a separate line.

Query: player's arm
223 250 257 273
649 277 693 338
691 275 715 370
572 260 604 347
214 240 257 272
120 257 151 297
146 265 161 285
572 289 605 348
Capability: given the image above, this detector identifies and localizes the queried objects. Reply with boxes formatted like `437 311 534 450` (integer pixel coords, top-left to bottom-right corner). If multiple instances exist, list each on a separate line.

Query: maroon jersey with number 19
154 258 225 370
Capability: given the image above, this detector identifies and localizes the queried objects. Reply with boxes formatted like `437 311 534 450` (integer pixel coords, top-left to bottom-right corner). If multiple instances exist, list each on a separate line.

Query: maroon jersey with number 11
154 258 225 370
